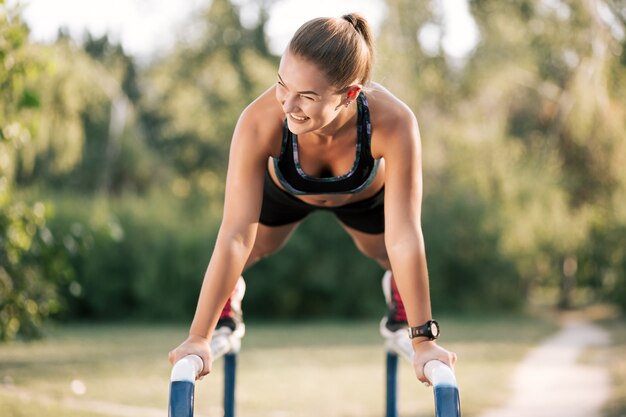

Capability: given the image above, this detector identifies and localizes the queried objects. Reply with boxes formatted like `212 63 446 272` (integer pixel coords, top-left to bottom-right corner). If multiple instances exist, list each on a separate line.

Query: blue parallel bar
386 352 398 417
169 380 194 417
434 385 461 417
224 353 237 417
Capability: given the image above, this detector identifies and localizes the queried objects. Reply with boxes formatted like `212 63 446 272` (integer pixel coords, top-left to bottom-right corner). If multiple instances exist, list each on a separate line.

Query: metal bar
425 360 461 417
223 353 237 417
169 355 203 417
386 352 398 417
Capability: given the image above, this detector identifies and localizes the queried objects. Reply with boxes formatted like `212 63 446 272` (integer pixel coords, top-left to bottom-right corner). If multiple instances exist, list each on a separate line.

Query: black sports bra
272 93 379 195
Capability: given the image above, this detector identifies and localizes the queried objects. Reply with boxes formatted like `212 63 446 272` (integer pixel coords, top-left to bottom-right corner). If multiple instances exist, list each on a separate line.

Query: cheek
320 103 340 120
275 89 285 104
306 103 337 121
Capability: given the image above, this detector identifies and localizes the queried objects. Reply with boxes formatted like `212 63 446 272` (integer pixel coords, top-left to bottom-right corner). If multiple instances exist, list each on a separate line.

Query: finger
414 362 427 383
417 373 430 385
201 358 212 377
447 352 458 369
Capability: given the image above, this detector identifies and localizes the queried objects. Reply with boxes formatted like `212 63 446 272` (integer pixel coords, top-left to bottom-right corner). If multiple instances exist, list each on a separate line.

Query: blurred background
2 0 626 416
2 0 626 338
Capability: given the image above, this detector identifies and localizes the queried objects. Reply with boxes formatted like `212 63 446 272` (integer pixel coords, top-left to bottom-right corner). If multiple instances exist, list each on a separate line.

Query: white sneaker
212 277 246 358
211 325 244 358
379 271 414 362
380 317 414 362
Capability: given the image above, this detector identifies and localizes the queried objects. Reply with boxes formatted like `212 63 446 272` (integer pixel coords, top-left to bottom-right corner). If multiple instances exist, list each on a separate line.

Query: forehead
278 51 335 93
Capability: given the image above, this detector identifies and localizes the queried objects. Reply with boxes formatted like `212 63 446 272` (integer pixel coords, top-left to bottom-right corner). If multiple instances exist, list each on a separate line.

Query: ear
346 86 362 99
335 85 362 111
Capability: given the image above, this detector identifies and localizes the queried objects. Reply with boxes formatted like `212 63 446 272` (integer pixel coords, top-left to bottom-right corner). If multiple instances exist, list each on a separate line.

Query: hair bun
342 14 359 30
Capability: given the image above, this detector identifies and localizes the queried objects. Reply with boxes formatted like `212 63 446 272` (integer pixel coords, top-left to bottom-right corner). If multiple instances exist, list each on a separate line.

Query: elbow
215 224 257 259
385 229 426 258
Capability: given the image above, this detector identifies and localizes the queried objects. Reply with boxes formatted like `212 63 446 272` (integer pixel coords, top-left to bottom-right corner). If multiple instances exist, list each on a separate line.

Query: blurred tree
14 33 160 198
376 0 454 112
465 0 625 307
0 1 77 341
378 0 626 309
6 0 624 325
140 0 278 208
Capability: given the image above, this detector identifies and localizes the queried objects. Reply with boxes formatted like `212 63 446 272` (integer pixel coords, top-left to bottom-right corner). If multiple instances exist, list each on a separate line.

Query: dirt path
478 319 610 417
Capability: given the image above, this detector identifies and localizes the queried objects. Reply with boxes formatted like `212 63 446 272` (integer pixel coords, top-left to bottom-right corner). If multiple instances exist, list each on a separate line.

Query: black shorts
259 170 385 234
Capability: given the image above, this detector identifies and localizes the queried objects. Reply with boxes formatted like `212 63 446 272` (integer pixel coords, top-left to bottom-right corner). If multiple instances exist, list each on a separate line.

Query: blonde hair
288 13 375 92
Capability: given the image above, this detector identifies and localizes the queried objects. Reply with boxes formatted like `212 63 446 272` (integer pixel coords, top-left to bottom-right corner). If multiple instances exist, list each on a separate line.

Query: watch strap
408 320 439 340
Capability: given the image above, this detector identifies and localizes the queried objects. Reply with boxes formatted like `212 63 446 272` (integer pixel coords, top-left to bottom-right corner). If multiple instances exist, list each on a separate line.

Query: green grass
0 392 106 417
0 315 558 417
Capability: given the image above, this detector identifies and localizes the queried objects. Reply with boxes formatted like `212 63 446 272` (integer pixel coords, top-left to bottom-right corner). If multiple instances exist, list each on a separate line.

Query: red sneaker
212 277 246 357
215 276 245 337
379 271 413 362
381 270 408 331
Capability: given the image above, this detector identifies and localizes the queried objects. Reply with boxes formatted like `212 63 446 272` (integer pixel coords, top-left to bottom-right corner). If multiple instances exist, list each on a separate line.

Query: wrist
188 332 210 342
412 338 436 351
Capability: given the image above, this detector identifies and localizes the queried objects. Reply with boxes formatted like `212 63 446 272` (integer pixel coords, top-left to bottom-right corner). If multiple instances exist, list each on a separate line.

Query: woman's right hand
168 334 213 378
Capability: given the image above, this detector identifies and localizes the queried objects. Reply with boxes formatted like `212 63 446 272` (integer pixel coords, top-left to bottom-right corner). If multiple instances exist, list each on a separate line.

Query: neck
316 103 358 140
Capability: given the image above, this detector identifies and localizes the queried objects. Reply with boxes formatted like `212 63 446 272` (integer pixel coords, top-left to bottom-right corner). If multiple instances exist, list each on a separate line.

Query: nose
281 93 300 114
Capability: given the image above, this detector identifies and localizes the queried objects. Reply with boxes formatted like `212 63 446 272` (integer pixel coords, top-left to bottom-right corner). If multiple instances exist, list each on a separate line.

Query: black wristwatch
408 320 440 340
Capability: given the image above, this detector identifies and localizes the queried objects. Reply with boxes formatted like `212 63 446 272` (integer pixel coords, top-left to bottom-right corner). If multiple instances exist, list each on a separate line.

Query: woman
168 13 456 384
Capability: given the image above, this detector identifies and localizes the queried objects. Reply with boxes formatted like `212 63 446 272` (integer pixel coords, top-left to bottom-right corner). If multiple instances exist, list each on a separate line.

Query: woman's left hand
412 340 457 385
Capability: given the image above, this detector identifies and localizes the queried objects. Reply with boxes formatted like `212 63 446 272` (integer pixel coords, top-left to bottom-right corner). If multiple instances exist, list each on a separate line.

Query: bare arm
167 98 281 375
189 108 270 340
382 107 456 381
382 110 431 330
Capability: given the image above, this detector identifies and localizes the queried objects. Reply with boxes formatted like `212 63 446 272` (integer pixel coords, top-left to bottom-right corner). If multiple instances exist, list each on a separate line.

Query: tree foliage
140 0 277 204
377 0 626 309
1 1 77 340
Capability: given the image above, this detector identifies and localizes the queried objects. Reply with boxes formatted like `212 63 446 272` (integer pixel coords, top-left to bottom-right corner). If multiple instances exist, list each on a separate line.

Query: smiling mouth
289 113 309 122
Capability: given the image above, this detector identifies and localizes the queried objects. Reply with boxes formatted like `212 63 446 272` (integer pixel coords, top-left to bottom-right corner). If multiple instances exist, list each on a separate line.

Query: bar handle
170 354 203 382
424 360 457 387
424 360 461 417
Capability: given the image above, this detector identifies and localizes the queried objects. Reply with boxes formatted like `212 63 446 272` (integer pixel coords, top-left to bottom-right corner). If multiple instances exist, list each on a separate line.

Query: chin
287 120 314 135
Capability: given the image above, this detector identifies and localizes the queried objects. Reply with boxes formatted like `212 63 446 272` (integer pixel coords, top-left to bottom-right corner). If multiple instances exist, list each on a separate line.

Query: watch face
430 321 440 337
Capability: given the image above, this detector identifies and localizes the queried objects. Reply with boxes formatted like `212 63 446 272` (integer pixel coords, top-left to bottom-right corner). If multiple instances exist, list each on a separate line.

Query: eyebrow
277 74 321 97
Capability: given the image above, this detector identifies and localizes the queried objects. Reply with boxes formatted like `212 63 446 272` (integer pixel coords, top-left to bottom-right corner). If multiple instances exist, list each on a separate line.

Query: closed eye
277 74 321 101
277 82 314 101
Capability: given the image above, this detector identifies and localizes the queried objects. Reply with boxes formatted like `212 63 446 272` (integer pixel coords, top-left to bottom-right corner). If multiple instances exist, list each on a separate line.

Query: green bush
46 193 220 321
578 220 626 310
48 200 385 322
423 187 523 312
244 212 384 320
0 198 73 341
41 183 526 324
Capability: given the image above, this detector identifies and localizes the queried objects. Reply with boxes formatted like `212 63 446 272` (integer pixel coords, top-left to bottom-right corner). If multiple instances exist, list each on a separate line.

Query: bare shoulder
365 83 420 158
236 86 285 157
366 83 419 133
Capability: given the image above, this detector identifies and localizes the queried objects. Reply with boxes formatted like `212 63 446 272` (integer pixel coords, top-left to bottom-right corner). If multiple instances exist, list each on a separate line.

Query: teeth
290 113 307 121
